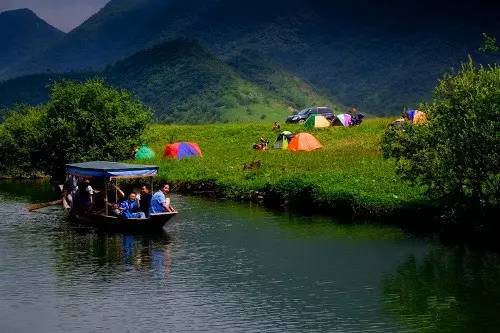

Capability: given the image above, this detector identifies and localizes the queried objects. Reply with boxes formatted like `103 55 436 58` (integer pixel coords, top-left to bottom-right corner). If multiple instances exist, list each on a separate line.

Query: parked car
285 107 334 124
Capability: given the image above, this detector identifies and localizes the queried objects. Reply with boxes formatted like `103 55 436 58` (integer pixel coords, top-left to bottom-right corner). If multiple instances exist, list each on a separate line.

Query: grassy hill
105 39 311 123
136 118 429 217
0 9 65 75
0 40 337 123
2 0 498 115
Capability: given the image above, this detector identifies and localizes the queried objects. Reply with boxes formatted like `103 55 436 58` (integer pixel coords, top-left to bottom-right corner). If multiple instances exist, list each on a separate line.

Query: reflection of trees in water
0 180 55 202
382 246 500 333
52 229 174 280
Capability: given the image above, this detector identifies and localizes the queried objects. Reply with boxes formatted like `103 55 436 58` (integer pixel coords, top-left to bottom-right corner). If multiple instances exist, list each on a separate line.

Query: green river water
1 181 499 332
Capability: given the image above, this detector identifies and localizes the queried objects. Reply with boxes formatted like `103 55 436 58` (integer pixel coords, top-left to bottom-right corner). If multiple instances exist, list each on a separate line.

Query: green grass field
140 118 429 215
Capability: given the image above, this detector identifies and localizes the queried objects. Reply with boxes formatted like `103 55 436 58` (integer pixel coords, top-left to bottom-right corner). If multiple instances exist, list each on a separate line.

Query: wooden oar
28 199 63 212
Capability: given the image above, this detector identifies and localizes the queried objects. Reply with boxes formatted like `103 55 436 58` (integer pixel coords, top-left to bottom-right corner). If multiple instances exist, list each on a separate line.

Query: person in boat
150 183 175 214
139 184 152 217
108 182 125 204
74 178 95 212
119 192 146 219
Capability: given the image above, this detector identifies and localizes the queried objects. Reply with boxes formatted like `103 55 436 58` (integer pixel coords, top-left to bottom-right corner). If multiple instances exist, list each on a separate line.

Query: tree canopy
381 60 499 219
0 79 152 179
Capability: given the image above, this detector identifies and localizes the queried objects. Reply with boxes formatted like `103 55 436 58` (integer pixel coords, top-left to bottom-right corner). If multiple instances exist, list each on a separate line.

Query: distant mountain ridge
1 0 499 115
0 8 65 75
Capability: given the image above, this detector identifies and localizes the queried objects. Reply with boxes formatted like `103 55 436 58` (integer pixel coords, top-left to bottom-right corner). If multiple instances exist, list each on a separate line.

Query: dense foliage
0 80 151 178
381 60 500 216
0 105 45 176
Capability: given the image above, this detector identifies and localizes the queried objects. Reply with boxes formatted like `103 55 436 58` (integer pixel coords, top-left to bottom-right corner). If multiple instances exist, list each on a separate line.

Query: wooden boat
65 161 177 231
69 212 177 231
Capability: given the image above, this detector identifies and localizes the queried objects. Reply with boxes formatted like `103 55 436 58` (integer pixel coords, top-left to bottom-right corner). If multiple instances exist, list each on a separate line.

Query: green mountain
1 0 498 115
104 39 294 123
0 39 336 123
0 8 64 75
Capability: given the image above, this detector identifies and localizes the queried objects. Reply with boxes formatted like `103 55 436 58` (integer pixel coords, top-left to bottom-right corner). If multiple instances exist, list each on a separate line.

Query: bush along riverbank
139 119 438 225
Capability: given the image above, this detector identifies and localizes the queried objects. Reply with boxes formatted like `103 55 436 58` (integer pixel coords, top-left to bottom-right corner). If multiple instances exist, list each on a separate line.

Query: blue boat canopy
65 161 158 178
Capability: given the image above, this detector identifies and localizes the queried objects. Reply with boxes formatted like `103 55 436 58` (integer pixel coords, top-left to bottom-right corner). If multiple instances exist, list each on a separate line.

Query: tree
0 105 45 176
381 60 500 217
479 33 500 54
39 79 152 178
0 79 152 179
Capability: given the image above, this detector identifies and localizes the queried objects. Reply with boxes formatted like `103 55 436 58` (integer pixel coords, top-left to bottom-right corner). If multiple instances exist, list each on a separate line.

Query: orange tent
288 133 323 152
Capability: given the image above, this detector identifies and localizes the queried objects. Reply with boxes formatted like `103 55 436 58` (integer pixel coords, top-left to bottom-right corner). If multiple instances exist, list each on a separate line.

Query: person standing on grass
150 183 175 214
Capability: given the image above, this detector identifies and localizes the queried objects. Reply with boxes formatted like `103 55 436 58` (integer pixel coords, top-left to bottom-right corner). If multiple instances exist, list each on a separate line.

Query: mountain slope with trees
1 0 498 115
0 39 336 123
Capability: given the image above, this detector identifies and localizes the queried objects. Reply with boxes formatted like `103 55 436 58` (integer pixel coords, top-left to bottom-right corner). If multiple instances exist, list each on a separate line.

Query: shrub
381 60 500 215
0 106 45 176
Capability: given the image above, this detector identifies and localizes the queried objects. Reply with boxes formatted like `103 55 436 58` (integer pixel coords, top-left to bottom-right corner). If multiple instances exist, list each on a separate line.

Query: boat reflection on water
122 233 173 278
51 228 174 281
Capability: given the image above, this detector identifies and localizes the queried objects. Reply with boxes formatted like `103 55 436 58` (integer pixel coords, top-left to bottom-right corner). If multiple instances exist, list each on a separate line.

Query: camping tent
334 114 353 127
304 115 331 129
164 142 202 159
405 109 428 125
288 133 323 152
274 131 293 150
135 144 156 160
413 110 428 125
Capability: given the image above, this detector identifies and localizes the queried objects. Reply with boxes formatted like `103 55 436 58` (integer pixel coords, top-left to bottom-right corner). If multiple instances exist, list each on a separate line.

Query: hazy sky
0 0 110 32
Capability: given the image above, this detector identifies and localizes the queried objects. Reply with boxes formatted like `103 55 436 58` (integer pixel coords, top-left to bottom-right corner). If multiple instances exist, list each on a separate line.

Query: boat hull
69 212 177 231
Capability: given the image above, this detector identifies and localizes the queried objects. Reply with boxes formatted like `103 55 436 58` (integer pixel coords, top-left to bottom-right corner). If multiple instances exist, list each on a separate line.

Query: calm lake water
1 181 500 333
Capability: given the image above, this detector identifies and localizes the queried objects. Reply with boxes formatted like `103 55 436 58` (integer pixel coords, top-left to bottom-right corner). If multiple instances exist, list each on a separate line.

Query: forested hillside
0 40 335 123
1 0 498 115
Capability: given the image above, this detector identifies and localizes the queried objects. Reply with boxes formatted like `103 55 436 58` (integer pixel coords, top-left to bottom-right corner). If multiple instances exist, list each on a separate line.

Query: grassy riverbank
140 118 432 219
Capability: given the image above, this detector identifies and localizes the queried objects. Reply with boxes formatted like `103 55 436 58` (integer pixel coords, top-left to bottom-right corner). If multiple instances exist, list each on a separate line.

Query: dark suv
285 107 334 124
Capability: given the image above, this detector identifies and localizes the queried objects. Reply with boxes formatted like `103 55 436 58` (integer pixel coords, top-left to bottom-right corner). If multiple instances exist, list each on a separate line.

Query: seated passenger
150 183 175 214
139 184 152 217
119 192 146 219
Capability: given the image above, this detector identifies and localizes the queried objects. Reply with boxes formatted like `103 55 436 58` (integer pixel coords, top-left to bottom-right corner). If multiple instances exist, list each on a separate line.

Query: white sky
0 0 110 32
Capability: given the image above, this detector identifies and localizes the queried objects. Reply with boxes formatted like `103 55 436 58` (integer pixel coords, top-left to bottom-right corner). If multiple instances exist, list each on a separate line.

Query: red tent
164 142 202 159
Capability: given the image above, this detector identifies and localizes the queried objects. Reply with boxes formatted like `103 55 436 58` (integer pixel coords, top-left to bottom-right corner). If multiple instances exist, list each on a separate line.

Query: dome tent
304 115 331 129
333 114 353 127
135 144 156 160
164 142 202 159
288 133 323 152
274 131 294 150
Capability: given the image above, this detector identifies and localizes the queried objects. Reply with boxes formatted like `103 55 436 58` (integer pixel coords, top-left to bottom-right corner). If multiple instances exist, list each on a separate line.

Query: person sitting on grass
119 192 146 219
150 183 175 214
272 121 281 131
252 137 269 150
